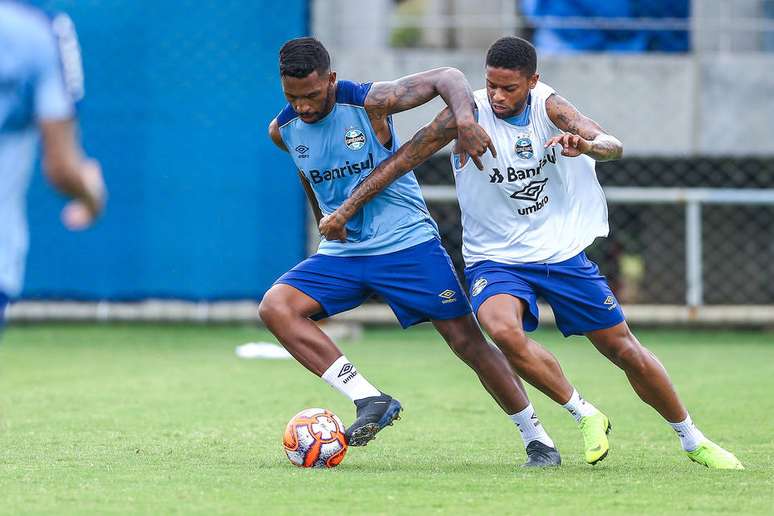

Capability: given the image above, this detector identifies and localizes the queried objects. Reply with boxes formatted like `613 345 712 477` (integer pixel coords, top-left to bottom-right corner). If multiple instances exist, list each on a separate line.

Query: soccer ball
283 408 348 468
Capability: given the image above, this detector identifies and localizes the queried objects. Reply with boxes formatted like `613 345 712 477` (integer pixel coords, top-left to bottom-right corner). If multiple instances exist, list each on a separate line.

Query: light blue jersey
277 80 439 256
0 1 80 297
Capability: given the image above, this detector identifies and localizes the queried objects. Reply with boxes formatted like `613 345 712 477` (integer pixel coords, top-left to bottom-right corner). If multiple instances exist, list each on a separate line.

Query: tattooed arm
544 93 623 161
366 68 495 169
318 108 458 241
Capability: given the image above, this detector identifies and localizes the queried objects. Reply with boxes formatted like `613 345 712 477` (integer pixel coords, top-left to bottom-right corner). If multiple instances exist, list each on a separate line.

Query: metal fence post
686 200 703 307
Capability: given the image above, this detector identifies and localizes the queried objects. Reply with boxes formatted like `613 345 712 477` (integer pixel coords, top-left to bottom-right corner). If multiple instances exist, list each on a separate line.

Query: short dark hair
485 37 537 76
279 37 330 78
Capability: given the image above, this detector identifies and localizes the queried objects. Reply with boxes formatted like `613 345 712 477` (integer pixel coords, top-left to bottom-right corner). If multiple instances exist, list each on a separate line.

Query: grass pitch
1 323 773 515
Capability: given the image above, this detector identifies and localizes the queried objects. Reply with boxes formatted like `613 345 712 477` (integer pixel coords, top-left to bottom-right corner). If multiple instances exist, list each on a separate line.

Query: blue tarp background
22 0 308 300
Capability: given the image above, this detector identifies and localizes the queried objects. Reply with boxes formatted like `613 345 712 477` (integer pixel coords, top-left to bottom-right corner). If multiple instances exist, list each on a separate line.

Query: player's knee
436 320 488 365
446 337 473 362
486 320 527 349
610 338 648 373
258 292 293 327
485 321 529 362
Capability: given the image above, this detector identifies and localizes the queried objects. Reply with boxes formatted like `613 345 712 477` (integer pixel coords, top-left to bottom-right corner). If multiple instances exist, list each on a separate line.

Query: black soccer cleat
345 393 403 447
521 440 562 468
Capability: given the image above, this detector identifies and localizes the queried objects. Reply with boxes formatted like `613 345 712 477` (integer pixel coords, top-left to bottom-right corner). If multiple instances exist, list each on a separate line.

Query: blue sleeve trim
276 103 298 127
336 80 372 107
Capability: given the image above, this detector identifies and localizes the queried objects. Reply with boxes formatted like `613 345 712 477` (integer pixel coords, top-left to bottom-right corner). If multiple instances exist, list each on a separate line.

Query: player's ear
328 70 336 85
529 73 539 89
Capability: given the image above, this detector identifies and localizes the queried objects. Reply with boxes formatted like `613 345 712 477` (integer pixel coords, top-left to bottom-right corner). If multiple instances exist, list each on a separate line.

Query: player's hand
544 132 592 158
319 211 348 242
456 121 497 170
61 158 106 231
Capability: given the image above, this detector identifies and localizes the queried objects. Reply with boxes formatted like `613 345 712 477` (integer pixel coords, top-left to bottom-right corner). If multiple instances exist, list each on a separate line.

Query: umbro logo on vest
510 179 548 202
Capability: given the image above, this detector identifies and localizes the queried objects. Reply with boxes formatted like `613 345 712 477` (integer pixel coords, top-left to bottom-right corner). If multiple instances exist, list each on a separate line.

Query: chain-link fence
419 156 774 306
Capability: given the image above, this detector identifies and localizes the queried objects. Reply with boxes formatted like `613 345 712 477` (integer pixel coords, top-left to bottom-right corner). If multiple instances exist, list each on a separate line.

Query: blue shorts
464 252 625 337
275 238 471 328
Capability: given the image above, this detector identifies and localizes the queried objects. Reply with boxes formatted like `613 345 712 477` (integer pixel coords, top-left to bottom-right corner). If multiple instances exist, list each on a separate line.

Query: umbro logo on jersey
514 179 550 216
438 289 458 304
511 179 549 202
344 127 366 150
471 278 488 296
295 144 310 158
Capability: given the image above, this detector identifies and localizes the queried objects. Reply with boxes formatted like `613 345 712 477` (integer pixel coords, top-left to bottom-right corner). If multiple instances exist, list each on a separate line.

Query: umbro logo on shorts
438 289 457 304
603 296 618 310
471 278 488 296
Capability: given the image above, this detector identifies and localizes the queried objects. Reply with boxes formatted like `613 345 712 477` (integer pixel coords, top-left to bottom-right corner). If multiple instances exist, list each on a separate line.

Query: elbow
440 67 464 81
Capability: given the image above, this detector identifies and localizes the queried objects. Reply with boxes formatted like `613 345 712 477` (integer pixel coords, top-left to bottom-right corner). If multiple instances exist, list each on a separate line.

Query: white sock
563 389 599 423
509 404 555 448
321 355 381 402
669 414 706 452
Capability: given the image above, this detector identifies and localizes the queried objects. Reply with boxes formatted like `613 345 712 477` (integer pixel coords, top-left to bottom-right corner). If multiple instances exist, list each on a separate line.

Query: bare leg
432 314 530 414
477 294 574 404
433 313 561 465
258 284 341 375
586 322 687 423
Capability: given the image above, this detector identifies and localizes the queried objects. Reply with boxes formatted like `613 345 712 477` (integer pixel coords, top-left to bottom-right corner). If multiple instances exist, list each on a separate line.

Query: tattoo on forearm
367 75 433 120
546 93 622 161
340 109 457 219
367 68 475 126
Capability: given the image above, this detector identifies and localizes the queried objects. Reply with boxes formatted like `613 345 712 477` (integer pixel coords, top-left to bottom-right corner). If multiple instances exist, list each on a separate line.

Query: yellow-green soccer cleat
686 440 744 469
578 412 612 465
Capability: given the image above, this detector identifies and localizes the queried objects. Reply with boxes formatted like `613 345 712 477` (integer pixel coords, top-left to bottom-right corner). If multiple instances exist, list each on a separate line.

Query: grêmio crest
514 133 534 159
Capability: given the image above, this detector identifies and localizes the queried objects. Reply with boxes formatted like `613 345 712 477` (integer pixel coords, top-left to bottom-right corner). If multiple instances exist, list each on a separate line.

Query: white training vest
452 82 609 266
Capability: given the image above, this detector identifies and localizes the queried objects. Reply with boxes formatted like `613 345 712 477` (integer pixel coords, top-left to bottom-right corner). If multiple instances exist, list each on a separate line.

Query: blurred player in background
0 1 106 330
321 36 743 470
261 37 563 466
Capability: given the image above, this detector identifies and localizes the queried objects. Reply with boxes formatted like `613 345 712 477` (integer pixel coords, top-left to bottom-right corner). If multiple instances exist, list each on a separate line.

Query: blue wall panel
22 0 308 300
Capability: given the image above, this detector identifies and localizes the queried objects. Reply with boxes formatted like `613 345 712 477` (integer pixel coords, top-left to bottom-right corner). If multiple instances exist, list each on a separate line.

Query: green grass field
1 324 773 515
